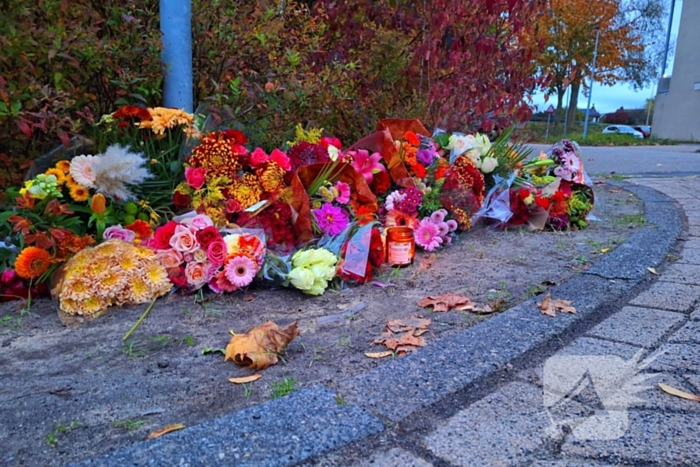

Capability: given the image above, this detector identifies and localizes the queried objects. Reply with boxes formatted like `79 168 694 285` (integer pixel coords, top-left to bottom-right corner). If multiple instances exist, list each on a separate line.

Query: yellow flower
139 107 194 136
230 173 262 209
69 183 90 202
63 278 92 301
55 160 71 174
258 162 286 193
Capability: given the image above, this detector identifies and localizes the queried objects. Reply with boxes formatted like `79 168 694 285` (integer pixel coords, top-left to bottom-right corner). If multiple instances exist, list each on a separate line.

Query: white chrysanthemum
70 154 97 188
91 145 151 200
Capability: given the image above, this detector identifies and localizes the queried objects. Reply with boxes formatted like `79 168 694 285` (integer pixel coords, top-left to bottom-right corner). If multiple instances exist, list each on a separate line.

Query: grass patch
270 377 297 399
46 421 80 448
111 419 148 431
123 335 174 358
519 122 684 146
615 213 646 227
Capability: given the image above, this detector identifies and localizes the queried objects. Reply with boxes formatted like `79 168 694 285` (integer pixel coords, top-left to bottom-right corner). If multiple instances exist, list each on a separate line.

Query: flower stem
123 299 156 341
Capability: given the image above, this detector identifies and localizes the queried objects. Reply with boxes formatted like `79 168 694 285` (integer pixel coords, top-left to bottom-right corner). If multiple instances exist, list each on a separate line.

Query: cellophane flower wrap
51 239 172 320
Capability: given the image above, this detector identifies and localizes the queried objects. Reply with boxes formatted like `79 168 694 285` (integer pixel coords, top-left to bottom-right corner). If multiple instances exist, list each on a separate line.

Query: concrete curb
71 181 683 466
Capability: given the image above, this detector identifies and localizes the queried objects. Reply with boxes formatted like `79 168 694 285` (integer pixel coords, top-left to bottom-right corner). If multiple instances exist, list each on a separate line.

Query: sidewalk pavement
73 176 700 467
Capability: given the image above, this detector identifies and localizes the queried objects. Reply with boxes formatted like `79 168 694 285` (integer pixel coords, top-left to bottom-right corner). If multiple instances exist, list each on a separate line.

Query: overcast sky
530 0 683 115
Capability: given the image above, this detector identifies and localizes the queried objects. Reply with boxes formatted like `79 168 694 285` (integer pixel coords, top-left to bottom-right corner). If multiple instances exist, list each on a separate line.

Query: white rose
480 156 499 174
474 133 491 157
447 134 476 157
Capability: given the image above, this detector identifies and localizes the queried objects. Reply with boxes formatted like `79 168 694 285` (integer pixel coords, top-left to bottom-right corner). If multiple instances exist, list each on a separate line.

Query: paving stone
675 247 700 264
685 215 700 226
562 410 700 465
668 321 700 344
629 282 700 313
658 263 700 285
353 448 432 467
517 338 643 389
424 382 586 467
684 374 700 393
691 307 700 321
679 238 700 249
627 372 700 414
645 343 700 374
586 306 684 348
528 461 617 467
72 385 384 467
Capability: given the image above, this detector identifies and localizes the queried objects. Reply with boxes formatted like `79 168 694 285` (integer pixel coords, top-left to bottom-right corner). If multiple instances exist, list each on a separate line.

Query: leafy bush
0 0 162 194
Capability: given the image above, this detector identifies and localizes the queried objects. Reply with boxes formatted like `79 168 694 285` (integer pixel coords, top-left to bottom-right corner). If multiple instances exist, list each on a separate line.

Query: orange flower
126 219 153 241
405 131 420 146
69 184 90 202
14 246 52 279
55 160 71 174
90 193 106 214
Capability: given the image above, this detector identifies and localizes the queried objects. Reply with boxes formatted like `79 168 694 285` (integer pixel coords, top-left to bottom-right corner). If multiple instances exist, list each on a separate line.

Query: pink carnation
335 181 350 204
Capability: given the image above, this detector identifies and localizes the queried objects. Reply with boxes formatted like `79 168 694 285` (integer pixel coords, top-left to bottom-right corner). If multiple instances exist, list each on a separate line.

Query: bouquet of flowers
146 214 265 293
51 239 172 317
287 247 338 295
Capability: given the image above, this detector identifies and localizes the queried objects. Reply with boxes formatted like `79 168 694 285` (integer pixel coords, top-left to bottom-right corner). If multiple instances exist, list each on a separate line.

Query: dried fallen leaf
228 374 263 384
659 383 700 402
224 321 299 370
418 293 475 312
147 423 185 440
242 295 256 302
374 332 427 350
365 351 393 359
413 328 429 337
601 248 611 253
386 317 431 333
538 293 576 317
648 267 659 275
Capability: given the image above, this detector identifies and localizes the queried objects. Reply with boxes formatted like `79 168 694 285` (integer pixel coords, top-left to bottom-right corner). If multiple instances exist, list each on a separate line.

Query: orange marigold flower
354 205 375 226
125 219 153 241
14 246 52 279
70 184 90 202
55 160 71 174
257 161 286 193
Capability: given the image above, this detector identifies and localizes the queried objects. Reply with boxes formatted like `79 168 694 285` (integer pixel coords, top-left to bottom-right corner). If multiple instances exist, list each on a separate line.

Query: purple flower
394 186 424 214
416 149 435 166
313 203 350 236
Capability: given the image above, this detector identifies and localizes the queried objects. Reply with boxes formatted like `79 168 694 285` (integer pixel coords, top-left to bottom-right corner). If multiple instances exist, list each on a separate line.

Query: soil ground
0 181 645 467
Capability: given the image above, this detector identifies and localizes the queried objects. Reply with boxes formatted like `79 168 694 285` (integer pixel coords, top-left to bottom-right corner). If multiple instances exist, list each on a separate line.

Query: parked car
601 125 644 139
632 125 651 138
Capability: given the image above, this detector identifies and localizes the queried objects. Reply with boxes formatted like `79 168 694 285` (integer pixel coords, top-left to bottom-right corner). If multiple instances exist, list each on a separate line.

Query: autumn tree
535 0 666 132
318 0 550 132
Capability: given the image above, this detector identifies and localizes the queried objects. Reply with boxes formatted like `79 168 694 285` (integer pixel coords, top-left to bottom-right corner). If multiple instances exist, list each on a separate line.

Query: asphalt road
527 143 700 177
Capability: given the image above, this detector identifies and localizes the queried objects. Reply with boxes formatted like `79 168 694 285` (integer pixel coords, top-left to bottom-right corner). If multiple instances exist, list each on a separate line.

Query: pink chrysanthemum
430 209 447 223
446 219 459 232
313 203 349 236
435 221 450 237
224 254 257 288
414 218 443 252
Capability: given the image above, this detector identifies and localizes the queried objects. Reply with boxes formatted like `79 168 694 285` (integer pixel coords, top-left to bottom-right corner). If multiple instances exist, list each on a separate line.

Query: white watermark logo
543 350 663 440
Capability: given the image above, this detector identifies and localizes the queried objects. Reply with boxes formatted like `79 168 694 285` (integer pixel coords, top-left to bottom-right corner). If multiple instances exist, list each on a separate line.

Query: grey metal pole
661 0 676 77
582 27 601 140
160 0 193 112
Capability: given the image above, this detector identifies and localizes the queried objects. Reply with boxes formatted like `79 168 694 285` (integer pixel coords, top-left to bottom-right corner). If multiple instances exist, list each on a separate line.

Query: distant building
653 0 700 141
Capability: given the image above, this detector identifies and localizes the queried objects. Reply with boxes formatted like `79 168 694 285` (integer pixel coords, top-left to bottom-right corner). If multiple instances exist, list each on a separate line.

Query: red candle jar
385 227 415 267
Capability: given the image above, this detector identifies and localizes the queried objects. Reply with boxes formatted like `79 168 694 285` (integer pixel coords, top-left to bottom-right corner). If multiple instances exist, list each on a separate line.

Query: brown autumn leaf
147 423 185 440
373 331 427 350
365 351 394 359
386 317 431 333
228 374 263 384
418 293 475 312
659 383 700 402
538 293 576 317
224 321 300 370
